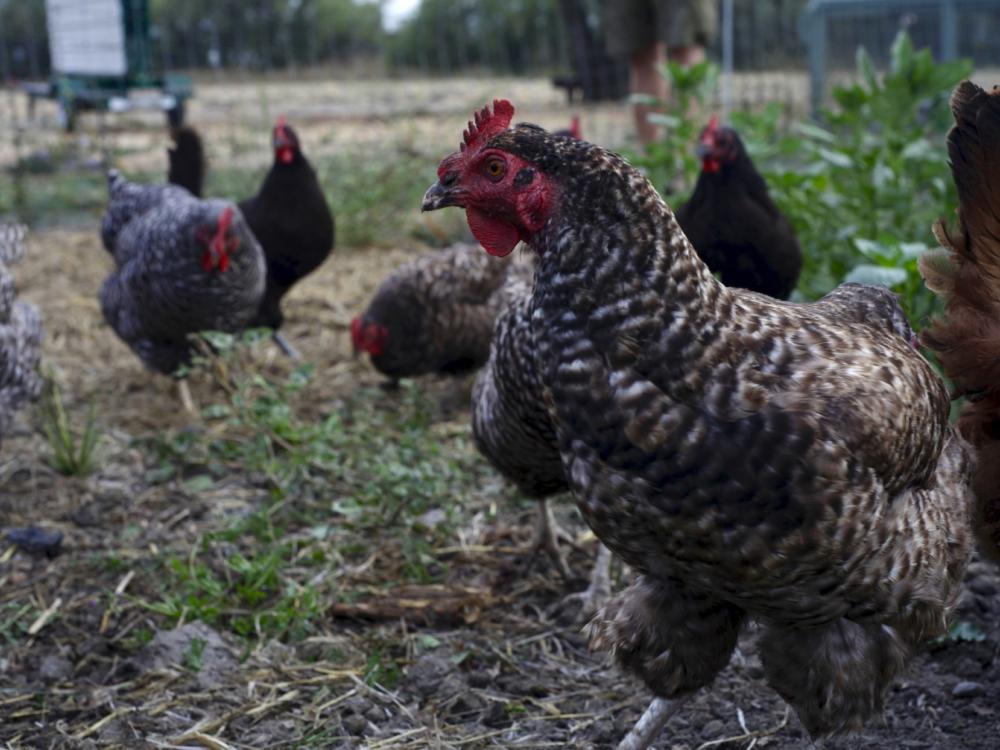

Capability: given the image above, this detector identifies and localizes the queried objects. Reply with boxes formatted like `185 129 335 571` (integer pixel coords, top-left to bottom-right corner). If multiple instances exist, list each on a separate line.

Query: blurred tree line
385 0 569 74
0 0 814 81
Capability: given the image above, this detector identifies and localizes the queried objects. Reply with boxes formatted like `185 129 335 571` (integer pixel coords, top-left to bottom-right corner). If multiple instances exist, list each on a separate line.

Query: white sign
46 0 128 76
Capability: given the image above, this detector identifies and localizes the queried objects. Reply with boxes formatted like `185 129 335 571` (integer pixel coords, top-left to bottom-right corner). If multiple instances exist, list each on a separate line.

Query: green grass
133 332 487 643
38 371 102 477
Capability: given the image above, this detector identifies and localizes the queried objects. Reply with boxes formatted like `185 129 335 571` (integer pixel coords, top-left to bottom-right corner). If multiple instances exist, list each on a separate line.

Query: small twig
693 706 791 750
27 596 62 635
73 706 131 740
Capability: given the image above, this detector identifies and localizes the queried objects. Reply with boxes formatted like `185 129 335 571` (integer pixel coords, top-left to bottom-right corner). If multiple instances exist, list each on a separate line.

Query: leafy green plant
38 371 101 476
632 60 720 194
763 31 971 319
636 31 971 327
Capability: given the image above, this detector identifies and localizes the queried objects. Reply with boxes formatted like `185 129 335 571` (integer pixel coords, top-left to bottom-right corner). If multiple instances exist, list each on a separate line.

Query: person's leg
604 0 664 147
630 42 668 147
667 44 705 67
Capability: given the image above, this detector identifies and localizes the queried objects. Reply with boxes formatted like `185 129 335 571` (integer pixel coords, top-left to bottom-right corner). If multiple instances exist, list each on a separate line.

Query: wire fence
2 0 1000 112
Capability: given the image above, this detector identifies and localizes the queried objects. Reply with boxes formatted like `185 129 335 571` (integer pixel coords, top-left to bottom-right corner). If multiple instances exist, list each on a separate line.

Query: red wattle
467 206 520 257
278 147 294 164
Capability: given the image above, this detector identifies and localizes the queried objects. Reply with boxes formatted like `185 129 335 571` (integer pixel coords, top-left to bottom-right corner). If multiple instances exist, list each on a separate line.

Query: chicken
167 125 206 198
0 224 42 446
553 115 582 140
422 100 974 747
239 117 335 357
352 242 521 385
920 80 1000 564
675 117 802 299
99 171 266 405
473 273 615 612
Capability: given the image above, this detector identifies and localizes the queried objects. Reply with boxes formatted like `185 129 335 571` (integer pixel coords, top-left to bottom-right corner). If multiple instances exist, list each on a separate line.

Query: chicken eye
486 159 506 181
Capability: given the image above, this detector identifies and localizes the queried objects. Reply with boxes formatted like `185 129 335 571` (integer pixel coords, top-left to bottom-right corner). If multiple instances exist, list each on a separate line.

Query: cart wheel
57 100 77 132
166 101 185 128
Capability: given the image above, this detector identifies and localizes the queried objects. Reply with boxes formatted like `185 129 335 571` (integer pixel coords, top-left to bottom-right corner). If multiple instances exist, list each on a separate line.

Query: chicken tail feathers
167 125 206 198
920 80 1000 562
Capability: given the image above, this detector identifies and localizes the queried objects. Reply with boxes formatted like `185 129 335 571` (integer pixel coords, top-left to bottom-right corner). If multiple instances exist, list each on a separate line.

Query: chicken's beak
421 180 457 212
695 142 712 159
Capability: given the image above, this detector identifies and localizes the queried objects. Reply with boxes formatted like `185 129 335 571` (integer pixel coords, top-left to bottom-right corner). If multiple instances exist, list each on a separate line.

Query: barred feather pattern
357 242 528 379
99 173 266 375
480 124 974 737
472 264 564 498
0 224 42 445
919 80 1000 562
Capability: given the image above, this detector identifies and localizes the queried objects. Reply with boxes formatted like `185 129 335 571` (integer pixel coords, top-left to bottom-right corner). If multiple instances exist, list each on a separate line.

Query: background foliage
636 31 972 326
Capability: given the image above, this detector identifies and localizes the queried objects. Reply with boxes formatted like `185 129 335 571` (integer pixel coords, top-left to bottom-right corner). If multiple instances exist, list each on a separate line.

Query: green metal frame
37 0 193 130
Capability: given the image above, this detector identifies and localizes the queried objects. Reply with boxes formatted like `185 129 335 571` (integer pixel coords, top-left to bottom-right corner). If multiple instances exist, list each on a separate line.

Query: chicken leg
523 498 574 581
178 379 198 416
618 695 692 750
559 543 614 618
272 330 300 359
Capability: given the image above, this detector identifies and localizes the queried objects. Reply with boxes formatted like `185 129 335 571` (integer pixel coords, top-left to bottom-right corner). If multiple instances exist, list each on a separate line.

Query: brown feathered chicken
423 100 975 748
0 224 42 447
920 80 1000 565
351 242 522 385
675 117 802 299
473 271 614 611
100 171 266 409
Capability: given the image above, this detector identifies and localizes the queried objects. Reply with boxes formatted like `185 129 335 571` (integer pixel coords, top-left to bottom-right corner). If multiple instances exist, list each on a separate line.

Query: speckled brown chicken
422 100 975 747
351 242 525 384
100 171 266 377
920 80 1000 565
0 224 42 446
472 268 615 612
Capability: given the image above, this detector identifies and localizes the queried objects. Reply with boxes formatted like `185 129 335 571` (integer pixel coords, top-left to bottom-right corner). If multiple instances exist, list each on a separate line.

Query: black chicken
239 117 335 357
167 125 206 198
675 117 802 299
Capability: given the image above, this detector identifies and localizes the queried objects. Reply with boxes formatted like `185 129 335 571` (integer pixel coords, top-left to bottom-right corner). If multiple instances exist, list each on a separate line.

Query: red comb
275 115 290 139
569 115 582 140
461 99 515 153
217 206 234 234
706 115 720 133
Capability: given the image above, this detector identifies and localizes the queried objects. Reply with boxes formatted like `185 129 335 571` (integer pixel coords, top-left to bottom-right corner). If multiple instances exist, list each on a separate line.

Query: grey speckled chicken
99 171 266 377
0 224 42 445
351 242 525 384
423 100 975 748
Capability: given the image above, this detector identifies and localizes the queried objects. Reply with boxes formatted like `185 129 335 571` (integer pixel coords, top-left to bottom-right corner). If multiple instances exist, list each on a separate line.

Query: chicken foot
560 543 614 618
178 379 198 416
272 331 300 359
522 499 575 581
618 694 693 750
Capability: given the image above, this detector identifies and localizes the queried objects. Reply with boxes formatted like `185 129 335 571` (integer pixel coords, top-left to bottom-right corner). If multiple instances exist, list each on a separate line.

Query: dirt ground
1 75 999 749
1 229 997 749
